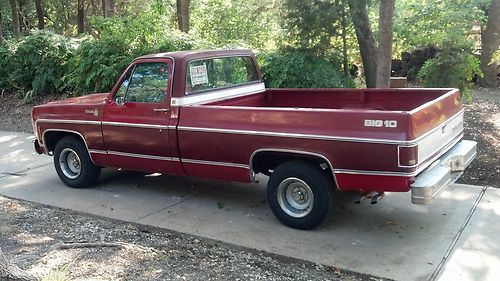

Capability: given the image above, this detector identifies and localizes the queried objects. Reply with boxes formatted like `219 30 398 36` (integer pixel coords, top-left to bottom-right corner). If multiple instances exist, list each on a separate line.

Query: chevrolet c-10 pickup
31 49 477 229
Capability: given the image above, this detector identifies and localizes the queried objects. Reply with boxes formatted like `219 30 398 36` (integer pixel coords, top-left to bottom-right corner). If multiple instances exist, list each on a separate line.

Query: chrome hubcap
277 177 314 218
59 148 81 179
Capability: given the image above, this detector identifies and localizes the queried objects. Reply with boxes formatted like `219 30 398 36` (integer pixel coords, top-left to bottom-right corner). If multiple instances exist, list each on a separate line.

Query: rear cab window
185 56 259 94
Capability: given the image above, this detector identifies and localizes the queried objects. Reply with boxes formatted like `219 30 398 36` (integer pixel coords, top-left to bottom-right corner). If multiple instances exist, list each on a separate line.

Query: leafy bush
10 31 75 101
258 49 354 88
0 43 15 91
67 29 203 95
418 46 482 99
67 37 131 94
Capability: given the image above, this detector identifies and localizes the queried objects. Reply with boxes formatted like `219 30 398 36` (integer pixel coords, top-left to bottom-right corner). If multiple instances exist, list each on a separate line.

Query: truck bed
211 88 450 112
178 87 463 191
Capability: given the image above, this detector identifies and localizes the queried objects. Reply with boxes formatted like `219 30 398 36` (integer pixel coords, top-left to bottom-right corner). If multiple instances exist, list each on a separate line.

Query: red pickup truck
32 49 476 229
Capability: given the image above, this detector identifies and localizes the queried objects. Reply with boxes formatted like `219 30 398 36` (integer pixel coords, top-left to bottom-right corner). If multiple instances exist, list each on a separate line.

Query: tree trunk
8 0 21 37
341 0 349 77
0 248 38 281
104 0 115 17
376 0 395 88
101 0 106 16
349 0 377 88
0 9 4 43
176 0 190 33
480 0 500 87
77 0 85 34
34 0 45 30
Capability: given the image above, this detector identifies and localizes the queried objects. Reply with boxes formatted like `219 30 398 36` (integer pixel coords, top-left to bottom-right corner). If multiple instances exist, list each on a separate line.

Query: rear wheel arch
249 149 339 189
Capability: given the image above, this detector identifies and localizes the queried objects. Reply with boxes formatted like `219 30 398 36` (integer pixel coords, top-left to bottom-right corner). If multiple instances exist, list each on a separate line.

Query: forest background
0 0 498 103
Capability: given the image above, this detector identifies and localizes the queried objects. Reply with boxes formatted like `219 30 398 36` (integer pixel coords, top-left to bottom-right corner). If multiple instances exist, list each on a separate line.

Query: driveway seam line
429 185 488 281
133 186 219 222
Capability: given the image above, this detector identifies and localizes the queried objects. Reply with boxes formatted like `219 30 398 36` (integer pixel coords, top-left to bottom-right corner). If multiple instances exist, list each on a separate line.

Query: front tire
53 136 101 188
267 161 332 230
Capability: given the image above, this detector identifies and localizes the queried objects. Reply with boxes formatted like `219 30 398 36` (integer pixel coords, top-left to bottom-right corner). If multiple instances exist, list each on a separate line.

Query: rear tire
53 136 101 188
267 161 332 230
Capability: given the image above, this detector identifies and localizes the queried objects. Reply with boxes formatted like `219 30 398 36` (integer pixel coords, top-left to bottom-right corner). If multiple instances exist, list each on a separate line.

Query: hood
45 93 109 105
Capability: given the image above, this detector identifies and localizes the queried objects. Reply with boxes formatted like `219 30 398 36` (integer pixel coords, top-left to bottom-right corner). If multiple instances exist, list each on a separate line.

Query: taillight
399 146 418 168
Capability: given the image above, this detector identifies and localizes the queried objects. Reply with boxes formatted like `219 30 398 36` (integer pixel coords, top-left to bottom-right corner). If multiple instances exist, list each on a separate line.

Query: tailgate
408 89 464 174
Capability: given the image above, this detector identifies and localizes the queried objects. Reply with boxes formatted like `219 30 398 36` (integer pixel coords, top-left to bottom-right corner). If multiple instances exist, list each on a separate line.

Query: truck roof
135 49 255 63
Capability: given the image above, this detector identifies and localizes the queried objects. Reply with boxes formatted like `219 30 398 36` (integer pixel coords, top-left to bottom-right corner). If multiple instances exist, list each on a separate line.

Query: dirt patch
0 95 34 133
0 196 378 281
458 88 500 188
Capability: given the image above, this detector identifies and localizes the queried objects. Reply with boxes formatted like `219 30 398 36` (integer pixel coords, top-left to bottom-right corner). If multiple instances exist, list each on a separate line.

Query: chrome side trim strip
333 169 417 177
179 126 405 145
179 109 465 146
397 131 464 169
171 82 265 107
412 134 463 176
102 121 175 130
41 129 98 165
89 149 107 154
400 109 465 147
249 148 340 190
107 150 180 162
36 119 101 126
182 158 249 169
36 119 176 130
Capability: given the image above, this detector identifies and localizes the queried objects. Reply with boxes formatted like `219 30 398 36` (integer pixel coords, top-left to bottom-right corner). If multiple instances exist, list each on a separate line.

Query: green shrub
417 35 482 99
67 37 131 94
67 29 203 95
418 50 482 99
10 31 74 101
258 49 354 88
0 43 15 91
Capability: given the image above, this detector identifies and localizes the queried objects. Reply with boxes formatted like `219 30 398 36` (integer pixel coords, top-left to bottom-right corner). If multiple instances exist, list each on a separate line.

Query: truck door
102 58 184 175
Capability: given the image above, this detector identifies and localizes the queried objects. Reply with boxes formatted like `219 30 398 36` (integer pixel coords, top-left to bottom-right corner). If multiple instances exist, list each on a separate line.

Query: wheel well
43 131 84 153
251 151 337 186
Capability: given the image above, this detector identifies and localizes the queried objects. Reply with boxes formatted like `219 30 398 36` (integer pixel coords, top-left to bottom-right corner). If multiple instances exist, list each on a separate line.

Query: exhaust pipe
355 191 385 204
370 192 385 204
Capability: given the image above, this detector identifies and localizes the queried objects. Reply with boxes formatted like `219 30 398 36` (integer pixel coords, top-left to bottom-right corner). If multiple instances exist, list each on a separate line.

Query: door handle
153 108 170 112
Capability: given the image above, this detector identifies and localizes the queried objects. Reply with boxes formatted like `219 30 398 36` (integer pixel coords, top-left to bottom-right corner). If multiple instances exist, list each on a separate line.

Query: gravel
458 87 500 188
0 197 381 281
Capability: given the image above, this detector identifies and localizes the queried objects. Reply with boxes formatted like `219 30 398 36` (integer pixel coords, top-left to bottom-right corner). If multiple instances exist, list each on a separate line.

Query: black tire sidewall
267 161 332 230
53 136 100 188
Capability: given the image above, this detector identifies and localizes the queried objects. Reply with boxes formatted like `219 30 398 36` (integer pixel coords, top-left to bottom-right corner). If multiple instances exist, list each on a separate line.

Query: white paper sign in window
190 64 209 86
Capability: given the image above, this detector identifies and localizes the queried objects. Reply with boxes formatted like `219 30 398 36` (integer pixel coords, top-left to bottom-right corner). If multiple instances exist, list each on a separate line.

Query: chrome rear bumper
411 140 477 205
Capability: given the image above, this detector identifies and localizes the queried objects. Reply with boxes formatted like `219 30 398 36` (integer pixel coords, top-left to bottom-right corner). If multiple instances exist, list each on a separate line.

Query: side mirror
116 96 125 106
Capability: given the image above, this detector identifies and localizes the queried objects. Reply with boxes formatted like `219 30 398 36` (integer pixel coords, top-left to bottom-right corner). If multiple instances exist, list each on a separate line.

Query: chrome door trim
36 119 102 126
107 150 180 162
181 158 249 169
102 121 176 130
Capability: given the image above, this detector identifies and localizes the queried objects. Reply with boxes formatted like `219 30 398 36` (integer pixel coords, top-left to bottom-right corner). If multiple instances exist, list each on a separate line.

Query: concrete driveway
1 131 499 281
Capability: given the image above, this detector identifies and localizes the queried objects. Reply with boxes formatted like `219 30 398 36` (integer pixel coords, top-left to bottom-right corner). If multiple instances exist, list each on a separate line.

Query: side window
123 62 169 103
114 68 133 101
186 56 259 94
